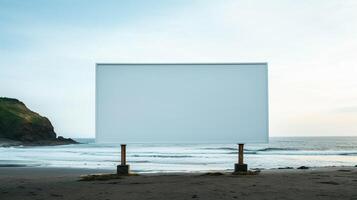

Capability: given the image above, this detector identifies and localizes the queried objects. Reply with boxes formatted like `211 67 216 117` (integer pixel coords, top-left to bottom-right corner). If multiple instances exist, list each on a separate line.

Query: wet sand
0 166 356 200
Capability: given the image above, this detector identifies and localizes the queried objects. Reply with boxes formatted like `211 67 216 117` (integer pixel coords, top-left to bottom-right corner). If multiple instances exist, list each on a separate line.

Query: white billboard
96 63 268 143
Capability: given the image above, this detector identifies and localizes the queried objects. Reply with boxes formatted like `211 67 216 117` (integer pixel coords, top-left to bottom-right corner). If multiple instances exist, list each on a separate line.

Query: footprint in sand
318 181 340 185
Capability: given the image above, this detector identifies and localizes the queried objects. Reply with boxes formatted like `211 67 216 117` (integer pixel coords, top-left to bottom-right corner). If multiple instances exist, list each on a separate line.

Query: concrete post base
234 163 248 172
117 165 129 175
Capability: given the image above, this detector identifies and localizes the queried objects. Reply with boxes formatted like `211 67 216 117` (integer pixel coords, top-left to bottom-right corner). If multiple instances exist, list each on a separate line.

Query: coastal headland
0 97 77 147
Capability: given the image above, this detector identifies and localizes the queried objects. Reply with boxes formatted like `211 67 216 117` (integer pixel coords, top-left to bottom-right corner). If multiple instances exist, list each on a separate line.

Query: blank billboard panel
96 63 269 143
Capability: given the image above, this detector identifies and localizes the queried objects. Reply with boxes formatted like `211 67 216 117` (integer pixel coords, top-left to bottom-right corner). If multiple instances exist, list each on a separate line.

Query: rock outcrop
0 97 78 146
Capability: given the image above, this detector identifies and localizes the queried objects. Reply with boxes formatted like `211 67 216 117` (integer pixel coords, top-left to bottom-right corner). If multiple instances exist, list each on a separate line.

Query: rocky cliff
0 97 77 146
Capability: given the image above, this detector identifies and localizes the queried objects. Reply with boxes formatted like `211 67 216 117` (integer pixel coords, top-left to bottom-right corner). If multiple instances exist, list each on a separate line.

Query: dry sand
0 166 356 200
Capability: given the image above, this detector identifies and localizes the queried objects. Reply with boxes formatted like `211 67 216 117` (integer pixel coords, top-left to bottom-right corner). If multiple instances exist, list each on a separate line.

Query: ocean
1 137 356 173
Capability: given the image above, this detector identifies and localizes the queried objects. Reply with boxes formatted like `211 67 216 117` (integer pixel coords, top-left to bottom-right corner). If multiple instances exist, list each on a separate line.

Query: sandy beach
0 166 356 200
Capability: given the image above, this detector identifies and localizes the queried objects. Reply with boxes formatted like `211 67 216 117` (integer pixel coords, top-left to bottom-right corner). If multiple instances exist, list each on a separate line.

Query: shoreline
1 164 356 172
1 166 356 199
0 164 356 173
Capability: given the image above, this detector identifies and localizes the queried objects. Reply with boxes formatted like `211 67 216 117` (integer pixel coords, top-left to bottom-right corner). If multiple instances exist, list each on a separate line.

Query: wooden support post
121 144 126 166
234 143 248 173
117 144 129 175
238 143 244 165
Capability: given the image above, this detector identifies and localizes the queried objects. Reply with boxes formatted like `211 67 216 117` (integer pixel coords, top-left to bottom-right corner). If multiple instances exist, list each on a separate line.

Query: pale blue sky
1 0 357 138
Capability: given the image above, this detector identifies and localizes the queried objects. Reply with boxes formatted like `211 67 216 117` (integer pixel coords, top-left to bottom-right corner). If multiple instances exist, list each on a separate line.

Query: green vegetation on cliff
0 97 77 145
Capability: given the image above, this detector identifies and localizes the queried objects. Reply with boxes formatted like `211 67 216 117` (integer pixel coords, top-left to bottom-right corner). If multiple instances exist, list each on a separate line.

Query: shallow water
0 137 356 173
